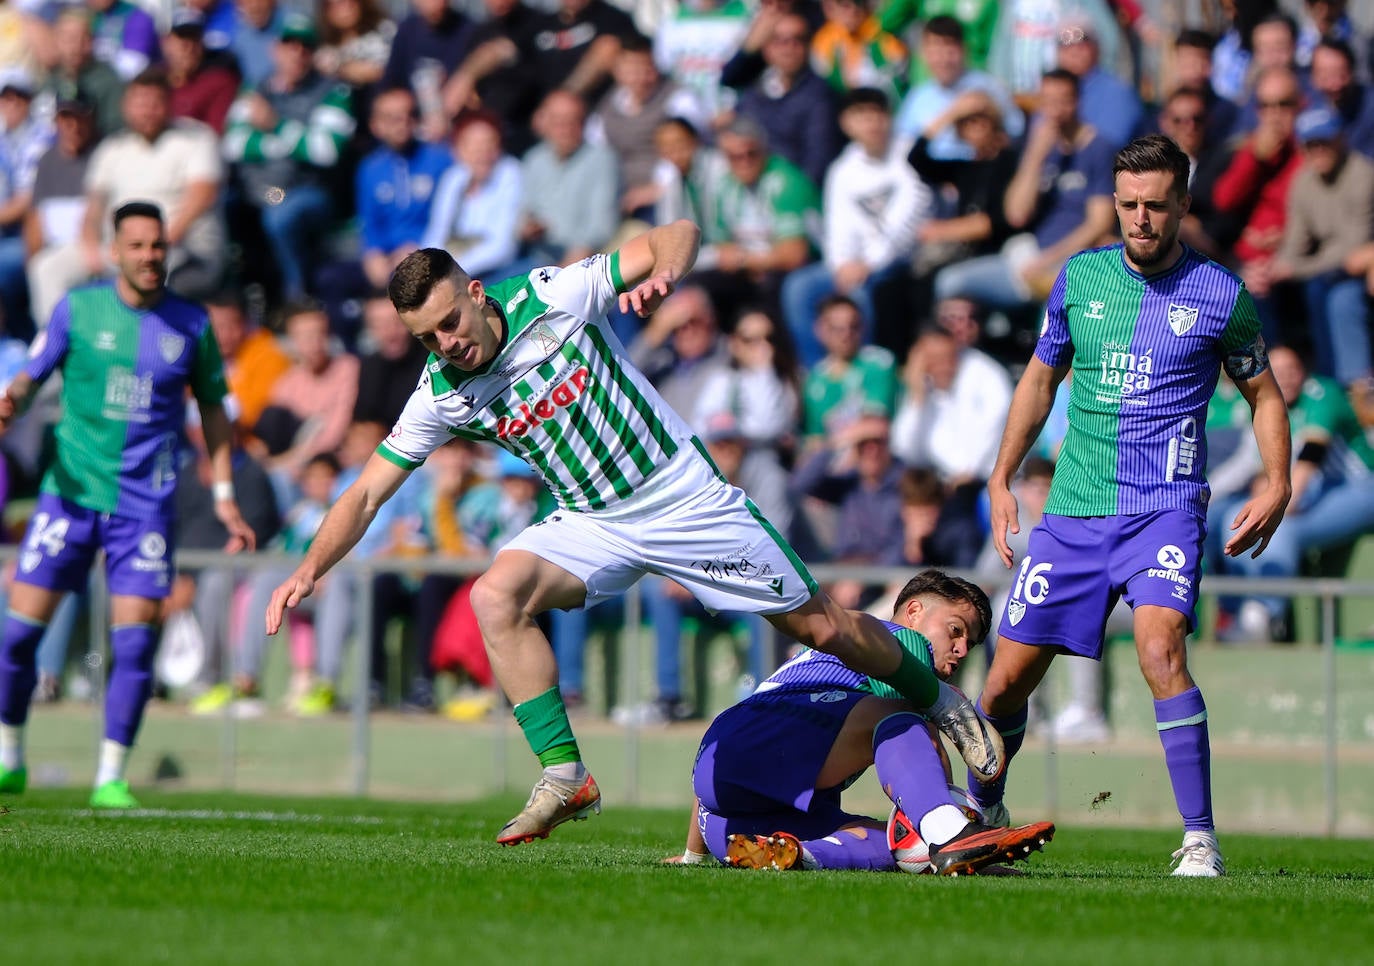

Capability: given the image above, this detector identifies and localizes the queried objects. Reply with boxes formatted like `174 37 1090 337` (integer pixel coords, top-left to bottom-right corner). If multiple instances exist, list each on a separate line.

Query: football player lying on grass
666 570 1055 875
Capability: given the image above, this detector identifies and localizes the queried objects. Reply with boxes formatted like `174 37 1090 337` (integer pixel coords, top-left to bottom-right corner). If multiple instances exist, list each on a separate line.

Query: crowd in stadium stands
1 0 1373 725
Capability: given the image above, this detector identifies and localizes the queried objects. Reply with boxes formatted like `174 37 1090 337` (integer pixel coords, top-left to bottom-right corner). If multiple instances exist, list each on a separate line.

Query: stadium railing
8 547 1371 836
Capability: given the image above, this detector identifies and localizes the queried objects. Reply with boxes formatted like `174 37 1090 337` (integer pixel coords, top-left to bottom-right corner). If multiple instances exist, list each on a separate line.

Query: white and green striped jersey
378 254 694 512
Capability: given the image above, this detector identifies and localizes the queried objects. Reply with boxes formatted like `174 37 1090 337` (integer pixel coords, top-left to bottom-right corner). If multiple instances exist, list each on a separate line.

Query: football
888 785 986 874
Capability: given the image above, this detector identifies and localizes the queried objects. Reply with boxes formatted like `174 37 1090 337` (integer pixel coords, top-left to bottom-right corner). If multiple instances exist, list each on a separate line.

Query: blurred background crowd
0 0 1372 730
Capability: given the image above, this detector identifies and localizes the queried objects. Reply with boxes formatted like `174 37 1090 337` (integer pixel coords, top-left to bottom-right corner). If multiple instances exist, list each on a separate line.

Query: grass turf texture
2 791 1368 966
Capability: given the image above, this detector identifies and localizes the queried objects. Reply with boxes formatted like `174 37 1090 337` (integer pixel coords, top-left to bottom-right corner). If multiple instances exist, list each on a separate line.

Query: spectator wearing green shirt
693 117 821 323
878 0 1000 87
801 294 898 451
1221 345 1374 640
221 14 355 301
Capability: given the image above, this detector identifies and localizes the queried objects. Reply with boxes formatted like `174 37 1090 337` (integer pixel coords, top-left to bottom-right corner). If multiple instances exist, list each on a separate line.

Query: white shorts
502 443 818 615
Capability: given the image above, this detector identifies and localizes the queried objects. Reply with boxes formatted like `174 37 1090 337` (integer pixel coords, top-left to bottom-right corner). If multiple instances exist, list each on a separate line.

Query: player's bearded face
1115 170 1189 270
114 216 168 294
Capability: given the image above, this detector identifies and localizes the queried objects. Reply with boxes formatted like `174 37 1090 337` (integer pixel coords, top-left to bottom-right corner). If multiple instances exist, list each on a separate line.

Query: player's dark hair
892 570 994 648
923 15 964 43
112 200 163 231
1314 36 1356 70
389 248 465 313
840 86 889 113
1041 68 1079 95
1175 28 1217 53
1114 134 1192 200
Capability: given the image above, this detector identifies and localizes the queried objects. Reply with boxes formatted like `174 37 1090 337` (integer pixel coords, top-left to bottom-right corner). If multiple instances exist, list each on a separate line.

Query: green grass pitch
2 790 1369 966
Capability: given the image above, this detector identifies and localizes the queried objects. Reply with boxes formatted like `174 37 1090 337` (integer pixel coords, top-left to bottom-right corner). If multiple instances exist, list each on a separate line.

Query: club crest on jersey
530 322 559 355
158 333 185 363
494 366 590 439
1007 598 1026 626
1167 303 1199 335
1084 300 1106 320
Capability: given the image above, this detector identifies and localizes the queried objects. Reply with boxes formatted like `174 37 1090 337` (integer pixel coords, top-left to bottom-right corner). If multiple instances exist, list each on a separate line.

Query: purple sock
874 712 954 820
0 612 48 726
968 700 1028 809
797 825 895 871
697 807 895 870
106 623 158 746
1155 686 1213 832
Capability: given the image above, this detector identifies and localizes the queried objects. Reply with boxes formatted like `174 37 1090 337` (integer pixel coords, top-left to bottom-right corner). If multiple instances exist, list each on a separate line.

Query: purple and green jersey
1036 244 1267 519
751 619 934 702
24 283 228 520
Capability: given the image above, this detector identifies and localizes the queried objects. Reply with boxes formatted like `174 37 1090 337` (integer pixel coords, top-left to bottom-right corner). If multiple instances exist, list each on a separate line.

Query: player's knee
1136 638 1188 691
468 573 525 635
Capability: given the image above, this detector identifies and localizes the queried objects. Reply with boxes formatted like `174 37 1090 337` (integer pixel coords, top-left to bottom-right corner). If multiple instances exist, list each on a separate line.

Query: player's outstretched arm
1226 366 1292 558
987 357 1068 567
265 452 413 634
662 795 710 865
616 219 702 318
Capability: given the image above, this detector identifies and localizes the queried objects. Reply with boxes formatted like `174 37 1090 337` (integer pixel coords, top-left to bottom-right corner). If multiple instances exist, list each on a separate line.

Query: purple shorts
998 510 1205 659
14 493 174 599
692 689 867 838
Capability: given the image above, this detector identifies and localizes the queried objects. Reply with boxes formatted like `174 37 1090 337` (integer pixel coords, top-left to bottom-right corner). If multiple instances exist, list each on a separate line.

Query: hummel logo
1085 300 1106 320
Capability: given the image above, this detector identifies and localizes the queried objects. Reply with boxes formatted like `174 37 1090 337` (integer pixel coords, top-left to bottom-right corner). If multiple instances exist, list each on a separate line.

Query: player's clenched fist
266 572 316 635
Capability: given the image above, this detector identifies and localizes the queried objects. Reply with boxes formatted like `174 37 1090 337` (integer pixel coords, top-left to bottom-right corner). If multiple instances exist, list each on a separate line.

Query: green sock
513 687 581 767
877 646 940 710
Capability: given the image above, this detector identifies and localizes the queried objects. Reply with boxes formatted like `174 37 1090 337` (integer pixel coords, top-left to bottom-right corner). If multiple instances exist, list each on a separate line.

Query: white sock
95 740 130 787
920 804 973 847
1183 829 1218 849
679 849 710 865
0 723 23 770
544 761 587 783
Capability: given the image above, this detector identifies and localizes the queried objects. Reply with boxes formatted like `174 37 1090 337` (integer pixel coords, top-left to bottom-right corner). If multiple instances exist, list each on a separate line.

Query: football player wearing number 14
0 202 256 809
264 219 1005 846
980 135 1292 877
